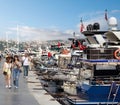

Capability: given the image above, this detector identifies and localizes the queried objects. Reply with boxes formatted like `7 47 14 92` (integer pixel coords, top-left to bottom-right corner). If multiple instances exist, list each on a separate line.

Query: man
22 53 31 78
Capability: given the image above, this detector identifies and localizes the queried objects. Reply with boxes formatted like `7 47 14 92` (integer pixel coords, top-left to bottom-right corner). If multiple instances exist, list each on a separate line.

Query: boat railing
90 76 120 85
84 48 118 60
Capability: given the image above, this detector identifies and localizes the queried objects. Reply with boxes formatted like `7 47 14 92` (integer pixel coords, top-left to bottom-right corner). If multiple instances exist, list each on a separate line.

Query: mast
17 25 19 51
6 32 8 50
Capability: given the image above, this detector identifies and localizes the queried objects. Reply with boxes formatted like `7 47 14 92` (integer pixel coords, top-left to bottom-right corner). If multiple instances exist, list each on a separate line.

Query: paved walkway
0 72 40 105
27 70 61 105
0 59 61 105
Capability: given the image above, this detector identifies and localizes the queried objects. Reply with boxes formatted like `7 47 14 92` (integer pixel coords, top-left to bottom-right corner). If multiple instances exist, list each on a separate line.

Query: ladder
112 85 119 105
107 82 119 105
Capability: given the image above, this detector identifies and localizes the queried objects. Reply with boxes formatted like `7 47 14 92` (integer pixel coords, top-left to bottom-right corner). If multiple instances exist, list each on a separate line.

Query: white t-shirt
22 57 30 66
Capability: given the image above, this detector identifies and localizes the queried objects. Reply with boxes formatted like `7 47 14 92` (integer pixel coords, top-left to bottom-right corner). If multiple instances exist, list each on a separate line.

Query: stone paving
27 70 61 105
0 71 40 105
0 59 61 105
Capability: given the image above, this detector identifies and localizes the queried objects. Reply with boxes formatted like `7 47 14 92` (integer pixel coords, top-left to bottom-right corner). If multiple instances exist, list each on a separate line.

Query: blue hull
66 84 120 105
76 84 120 102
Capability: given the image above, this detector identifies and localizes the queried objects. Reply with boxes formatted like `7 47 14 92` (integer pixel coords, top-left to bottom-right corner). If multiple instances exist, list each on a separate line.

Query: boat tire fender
114 49 120 60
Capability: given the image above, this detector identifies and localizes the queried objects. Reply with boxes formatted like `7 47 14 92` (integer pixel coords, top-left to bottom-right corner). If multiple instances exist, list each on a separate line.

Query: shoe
15 86 18 89
5 85 8 88
8 85 11 89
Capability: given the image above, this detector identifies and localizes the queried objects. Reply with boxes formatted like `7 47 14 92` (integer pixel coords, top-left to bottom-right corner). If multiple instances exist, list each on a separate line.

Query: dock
27 70 62 105
0 62 61 105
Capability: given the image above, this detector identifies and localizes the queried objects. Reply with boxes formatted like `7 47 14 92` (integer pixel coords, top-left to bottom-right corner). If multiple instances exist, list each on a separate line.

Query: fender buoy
62 49 69 54
114 49 120 60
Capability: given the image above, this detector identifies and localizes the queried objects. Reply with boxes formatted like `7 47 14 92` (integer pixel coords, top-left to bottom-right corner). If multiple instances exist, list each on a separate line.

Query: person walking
12 55 21 88
22 53 30 78
3 57 12 88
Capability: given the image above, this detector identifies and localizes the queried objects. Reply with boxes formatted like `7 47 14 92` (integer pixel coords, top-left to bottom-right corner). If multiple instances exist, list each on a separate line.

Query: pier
0 61 61 105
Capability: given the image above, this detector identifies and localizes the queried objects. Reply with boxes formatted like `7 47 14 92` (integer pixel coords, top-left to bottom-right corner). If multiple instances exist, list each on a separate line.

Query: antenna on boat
105 9 108 21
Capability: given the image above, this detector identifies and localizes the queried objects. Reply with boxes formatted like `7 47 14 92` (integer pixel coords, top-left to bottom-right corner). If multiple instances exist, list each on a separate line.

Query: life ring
62 49 69 54
114 49 120 60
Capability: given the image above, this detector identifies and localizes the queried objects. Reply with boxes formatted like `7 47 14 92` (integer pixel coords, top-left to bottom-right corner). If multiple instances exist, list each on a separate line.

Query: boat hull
67 95 119 105
76 84 120 102
67 98 119 105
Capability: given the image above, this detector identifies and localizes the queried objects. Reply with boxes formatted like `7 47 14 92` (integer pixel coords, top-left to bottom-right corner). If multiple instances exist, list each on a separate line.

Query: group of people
2 53 31 89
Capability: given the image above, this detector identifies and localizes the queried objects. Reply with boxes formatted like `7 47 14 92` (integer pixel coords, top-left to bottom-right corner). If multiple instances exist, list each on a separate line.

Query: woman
12 55 21 88
3 57 12 88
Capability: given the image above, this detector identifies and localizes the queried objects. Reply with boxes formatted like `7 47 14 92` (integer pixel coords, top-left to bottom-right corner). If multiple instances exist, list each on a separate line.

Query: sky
0 0 120 41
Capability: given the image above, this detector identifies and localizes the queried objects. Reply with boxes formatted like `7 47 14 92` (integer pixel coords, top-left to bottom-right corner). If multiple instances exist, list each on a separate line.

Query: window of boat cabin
94 64 120 77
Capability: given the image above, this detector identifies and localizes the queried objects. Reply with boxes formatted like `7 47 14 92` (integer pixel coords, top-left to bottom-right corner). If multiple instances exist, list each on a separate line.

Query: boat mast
17 25 19 51
6 32 8 50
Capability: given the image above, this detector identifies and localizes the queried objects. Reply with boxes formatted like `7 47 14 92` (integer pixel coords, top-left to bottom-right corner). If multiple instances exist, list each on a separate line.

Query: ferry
67 17 120 105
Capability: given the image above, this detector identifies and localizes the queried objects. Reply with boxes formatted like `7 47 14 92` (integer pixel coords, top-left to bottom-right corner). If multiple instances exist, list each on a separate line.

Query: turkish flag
57 42 61 48
80 23 84 32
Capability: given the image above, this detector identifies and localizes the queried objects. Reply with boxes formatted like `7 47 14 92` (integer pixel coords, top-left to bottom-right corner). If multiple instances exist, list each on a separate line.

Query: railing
90 77 120 85
84 48 117 59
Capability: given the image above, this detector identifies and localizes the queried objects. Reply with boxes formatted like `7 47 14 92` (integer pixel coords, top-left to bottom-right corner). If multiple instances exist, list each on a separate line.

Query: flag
78 41 86 50
71 43 75 49
80 23 84 32
57 42 61 48
48 52 52 58
80 18 84 32
105 9 108 21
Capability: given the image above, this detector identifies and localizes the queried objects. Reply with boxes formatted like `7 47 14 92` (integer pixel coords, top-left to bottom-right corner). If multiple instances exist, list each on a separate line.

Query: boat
67 17 120 105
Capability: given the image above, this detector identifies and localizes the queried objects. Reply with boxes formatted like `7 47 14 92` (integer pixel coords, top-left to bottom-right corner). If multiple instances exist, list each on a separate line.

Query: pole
17 25 19 51
6 32 8 50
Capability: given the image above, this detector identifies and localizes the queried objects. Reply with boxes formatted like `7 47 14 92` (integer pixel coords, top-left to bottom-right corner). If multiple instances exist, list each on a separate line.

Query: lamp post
17 25 19 51
73 32 75 38
6 32 8 50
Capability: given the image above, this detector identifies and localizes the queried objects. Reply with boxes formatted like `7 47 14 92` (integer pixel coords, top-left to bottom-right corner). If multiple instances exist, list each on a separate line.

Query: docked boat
67 17 120 105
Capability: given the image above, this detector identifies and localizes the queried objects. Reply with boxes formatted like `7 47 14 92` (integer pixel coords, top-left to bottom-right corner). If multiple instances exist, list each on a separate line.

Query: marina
0 9 120 105
32 16 120 105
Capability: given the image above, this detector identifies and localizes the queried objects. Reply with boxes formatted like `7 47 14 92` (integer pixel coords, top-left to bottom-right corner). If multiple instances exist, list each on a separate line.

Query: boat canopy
105 31 120 41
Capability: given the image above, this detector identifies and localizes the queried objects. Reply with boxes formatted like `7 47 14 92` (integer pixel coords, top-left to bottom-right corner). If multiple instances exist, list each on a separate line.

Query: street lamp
6 32 8 50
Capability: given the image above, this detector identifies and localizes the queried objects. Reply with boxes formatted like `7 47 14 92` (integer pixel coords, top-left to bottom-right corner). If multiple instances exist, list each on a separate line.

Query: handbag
19 69 22 73
3 68 9 75
3 71 7 75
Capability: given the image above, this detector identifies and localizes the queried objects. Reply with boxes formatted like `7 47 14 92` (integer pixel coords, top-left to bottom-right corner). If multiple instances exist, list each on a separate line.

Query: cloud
7 10 120 41
9 26 74 41
111 10 120 14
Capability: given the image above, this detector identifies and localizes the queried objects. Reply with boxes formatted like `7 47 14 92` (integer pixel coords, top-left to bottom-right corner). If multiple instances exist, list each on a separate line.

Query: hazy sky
0 0 120 41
